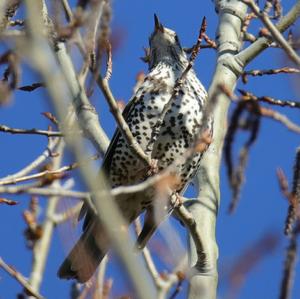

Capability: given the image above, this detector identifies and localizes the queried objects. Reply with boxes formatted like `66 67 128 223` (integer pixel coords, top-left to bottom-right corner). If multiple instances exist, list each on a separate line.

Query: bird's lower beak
154 14 164 33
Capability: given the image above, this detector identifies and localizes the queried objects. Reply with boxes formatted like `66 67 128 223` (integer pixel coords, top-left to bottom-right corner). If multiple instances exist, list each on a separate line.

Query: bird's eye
174 34 179 43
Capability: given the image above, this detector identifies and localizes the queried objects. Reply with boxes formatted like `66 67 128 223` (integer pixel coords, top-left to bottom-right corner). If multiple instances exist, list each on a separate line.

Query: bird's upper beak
154 14 164 33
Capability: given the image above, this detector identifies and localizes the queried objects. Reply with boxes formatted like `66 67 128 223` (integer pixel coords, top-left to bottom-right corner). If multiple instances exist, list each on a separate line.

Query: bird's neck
149 49 188 70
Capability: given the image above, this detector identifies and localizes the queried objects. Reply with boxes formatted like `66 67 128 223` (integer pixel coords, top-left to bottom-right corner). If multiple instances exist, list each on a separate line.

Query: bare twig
51 201 82 225
168 274 184 299
225 100 261 213
41 112 59 125
260 107 300 134
93 256 108 299
0 154 99 186
97 74 151 166
279 225 299 299
291 147 300 201
174 203 207 270
242 67 300 83
277 168 292 202
0 197 18 205
202 33 217 49
28 139 65 292
238 90 300 134
134 218 161 286
241 0 300 67
238 89 300 109
241 12 256 41
0 256 45 299
0 137 60 183
0 124 63 137
237 1 300 66
278 148 300 236
0 184 89 199
18 82 44 91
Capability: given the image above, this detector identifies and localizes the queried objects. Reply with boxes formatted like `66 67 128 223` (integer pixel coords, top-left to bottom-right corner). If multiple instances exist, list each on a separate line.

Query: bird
58 14 210 283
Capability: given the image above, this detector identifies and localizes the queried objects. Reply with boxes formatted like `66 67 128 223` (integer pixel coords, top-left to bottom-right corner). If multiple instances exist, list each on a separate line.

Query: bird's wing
79 94 140 230
101 96 137 172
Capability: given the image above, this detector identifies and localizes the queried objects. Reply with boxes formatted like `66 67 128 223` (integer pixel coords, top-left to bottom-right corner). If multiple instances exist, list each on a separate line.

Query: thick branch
189 1 300 299
187 1 248 298
23 2 156 298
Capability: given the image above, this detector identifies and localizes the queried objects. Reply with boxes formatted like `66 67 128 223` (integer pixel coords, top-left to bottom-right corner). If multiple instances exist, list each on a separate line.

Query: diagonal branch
237 1 300 66
0 256 45 299
243 0 300 67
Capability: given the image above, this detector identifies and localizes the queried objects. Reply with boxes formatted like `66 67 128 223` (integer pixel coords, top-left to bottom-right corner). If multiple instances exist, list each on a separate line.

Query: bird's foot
170 192 183 209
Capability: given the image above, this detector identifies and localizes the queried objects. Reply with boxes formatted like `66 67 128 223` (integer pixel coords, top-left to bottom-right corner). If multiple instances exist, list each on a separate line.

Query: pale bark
188 1 300 298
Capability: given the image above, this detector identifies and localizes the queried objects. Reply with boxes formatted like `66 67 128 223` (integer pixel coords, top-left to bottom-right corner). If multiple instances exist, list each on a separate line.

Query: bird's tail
57 223 109 283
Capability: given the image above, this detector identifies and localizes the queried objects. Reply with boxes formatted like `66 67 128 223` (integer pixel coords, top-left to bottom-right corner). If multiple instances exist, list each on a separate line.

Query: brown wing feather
80 96 138 229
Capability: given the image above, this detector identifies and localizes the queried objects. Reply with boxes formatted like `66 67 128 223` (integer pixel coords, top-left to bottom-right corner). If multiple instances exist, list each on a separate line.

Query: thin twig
0 197 18 205
242 0 300 67
28 139 65 292
0 124 63 137
0 138 60 183
174 202 207 271
236 2 300 66
93 256 108 299
0 184 89 199
0 154 99 186
242 67 300 83
134 218 161 287
51 201 82 225
238 89 300 109
238 90 300 134
97 74 151 166
260 107 300 134
0 257 45 299
168 275 184 299
225 100 261 213
18 82 44 91
279 225 299 299
278 148 300 236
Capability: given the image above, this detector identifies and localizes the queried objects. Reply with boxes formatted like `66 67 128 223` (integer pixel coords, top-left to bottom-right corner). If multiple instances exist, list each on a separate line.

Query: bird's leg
146 158 159 177
170 192 183 209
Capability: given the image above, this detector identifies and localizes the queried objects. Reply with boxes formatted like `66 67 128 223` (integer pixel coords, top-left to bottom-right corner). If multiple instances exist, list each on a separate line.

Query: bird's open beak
154 14 164 33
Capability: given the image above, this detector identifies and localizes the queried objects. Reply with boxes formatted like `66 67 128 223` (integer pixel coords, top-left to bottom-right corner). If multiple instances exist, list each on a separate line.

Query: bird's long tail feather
58 223 108 283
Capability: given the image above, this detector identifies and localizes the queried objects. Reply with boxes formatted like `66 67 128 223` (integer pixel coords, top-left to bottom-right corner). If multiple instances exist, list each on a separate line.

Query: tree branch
0 256 45 299
237 1 300 66
187 1 248 298
28 141 65 292
22 2 156 298
0 137 60 183
243 0 300 67
0 124 63 137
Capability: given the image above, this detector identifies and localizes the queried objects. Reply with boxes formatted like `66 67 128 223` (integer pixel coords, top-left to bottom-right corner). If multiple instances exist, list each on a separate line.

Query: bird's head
148 14 187 69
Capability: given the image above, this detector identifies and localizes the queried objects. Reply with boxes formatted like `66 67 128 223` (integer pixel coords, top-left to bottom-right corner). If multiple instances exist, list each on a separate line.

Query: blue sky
0 1 300 298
